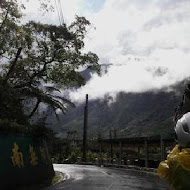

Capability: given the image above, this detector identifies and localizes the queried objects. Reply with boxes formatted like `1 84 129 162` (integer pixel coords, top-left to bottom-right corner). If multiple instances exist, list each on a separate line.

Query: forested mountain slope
48 81 187 139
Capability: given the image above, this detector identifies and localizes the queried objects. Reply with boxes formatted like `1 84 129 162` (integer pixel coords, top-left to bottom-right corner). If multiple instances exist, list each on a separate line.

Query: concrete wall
0 134 54 189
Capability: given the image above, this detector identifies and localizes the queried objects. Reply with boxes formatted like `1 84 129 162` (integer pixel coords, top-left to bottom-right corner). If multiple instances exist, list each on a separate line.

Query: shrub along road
44 164 170 190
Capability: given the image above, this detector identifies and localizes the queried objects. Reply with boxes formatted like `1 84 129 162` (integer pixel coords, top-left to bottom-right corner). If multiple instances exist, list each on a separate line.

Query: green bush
68 147 82 163
0 119 54 138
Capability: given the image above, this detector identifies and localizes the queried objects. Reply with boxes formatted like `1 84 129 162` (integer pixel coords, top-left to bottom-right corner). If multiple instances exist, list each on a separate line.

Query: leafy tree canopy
0 0 100 125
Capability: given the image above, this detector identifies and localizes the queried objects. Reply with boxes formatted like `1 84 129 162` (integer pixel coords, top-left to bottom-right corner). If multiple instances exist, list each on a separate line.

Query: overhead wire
54 0 64 26
57 0 64 25
54 0 62 25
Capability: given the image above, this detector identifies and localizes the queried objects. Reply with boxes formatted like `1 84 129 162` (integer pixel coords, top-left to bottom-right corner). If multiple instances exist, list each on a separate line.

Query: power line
54 0 64 25
54 0 62 25
58 0 64 25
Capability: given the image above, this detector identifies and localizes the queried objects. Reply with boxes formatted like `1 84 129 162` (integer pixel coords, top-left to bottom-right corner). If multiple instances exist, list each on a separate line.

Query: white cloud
18 0 83 25
69 48 190 102
17 0 190 102
67 0 190 101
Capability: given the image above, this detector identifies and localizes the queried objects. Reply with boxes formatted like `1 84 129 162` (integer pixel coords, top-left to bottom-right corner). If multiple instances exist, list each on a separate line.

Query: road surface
44 164 170 190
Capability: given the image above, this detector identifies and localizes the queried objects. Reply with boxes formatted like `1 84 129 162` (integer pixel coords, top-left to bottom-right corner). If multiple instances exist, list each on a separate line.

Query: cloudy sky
20 0 190 101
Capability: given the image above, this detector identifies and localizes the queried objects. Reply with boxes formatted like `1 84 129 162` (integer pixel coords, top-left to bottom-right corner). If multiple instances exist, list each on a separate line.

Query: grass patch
51 171 63 185
38 172 63 187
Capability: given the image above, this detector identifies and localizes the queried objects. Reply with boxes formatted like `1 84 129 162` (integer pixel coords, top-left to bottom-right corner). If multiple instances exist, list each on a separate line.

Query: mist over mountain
18 0 190 141
47 80 187 140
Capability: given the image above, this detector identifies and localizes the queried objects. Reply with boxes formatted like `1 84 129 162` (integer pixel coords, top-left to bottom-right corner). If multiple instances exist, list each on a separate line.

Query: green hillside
49 82 186 140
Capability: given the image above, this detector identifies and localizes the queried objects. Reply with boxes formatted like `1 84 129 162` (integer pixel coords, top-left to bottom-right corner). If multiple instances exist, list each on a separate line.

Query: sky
19 0 190 102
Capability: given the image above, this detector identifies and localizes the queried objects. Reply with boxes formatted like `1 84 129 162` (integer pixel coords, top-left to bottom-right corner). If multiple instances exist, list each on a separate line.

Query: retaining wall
0 134 54 189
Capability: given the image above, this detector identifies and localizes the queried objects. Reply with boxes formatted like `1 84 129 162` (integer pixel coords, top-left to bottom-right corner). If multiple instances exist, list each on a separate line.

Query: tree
0 0 100 125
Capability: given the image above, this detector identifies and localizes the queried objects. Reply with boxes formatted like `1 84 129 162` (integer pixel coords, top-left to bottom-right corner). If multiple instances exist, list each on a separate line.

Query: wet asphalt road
44 164 170 190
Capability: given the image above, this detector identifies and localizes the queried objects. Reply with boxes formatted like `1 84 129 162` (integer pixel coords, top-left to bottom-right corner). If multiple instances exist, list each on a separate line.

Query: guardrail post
144 139 149 167
160 135 165 161
119 141 122 165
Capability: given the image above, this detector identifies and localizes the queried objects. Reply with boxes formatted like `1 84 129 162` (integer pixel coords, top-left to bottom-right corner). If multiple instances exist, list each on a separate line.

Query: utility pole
82 94 88 162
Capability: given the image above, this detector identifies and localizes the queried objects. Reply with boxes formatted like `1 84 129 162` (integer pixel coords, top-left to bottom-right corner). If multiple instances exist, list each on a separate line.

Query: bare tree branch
4 47 22 84
28 99 41 119
0 4 9 33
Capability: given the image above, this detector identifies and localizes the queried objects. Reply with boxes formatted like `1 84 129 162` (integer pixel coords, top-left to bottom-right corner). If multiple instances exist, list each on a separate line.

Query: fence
97 135 175 168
